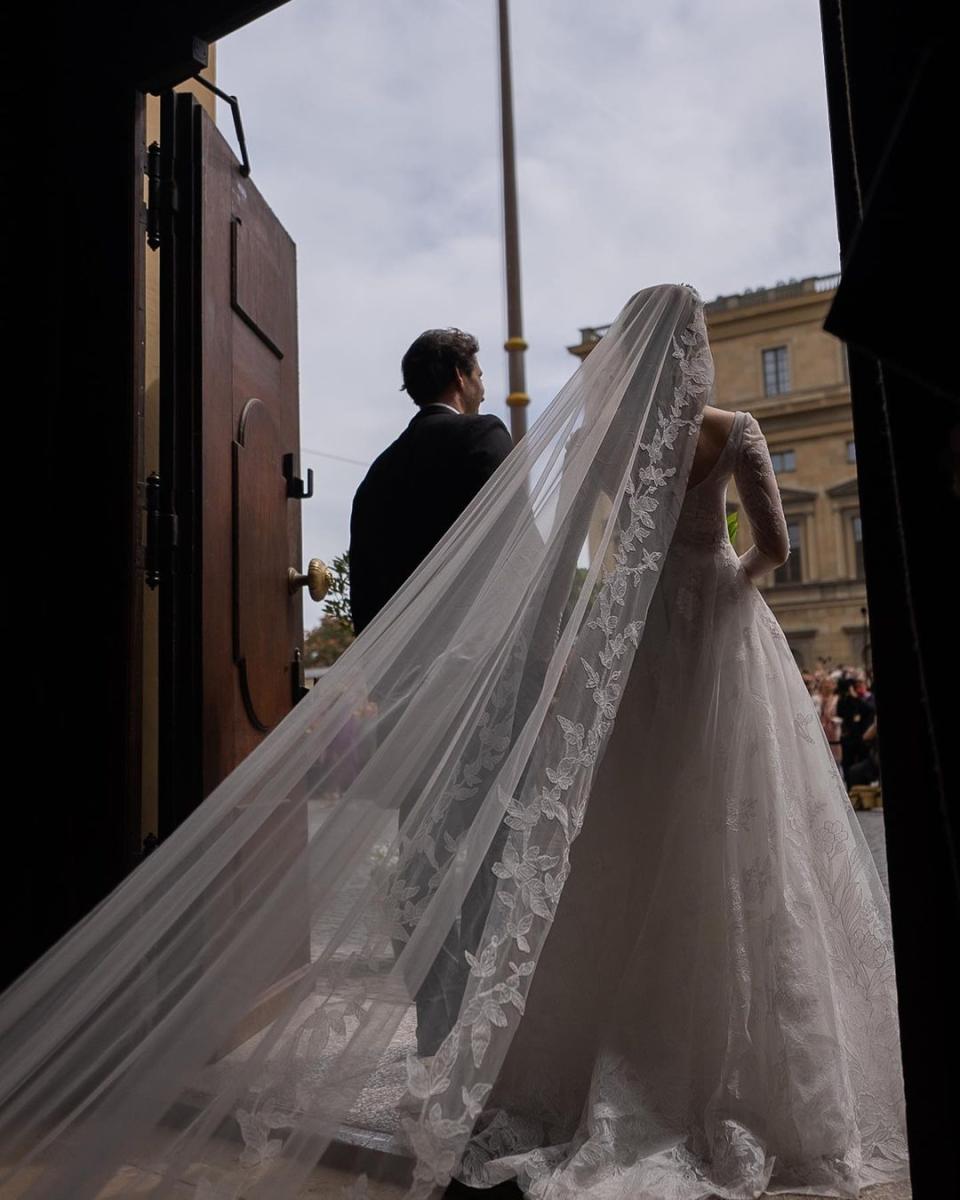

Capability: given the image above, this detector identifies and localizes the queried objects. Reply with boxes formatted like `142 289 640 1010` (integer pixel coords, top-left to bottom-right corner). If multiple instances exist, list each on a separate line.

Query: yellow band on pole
504 337 528 351
506 392 530 407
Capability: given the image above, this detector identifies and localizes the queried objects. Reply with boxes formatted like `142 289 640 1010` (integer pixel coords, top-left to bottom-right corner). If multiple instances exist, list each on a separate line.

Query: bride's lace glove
734 413 790 581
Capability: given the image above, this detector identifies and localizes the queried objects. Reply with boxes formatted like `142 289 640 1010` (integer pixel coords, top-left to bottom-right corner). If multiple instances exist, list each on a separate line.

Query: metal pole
498 0 528 444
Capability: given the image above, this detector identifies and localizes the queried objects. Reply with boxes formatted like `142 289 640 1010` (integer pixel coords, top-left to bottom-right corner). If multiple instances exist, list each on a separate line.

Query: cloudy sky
216 0 839 629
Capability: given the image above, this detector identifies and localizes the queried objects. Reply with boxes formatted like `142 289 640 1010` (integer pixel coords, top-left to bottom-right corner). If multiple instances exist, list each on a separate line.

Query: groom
349 327 513 634
349 328 513 1055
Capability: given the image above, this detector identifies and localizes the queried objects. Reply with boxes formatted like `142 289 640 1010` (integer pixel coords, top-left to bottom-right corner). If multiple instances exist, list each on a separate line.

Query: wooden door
158 90 309 833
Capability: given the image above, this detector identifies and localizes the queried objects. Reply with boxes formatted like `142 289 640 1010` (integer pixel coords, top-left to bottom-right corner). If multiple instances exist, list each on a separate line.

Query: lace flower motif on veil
397 302 713 1198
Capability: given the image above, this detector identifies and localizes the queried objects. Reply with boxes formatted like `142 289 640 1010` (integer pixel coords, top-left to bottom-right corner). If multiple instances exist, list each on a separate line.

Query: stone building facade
568 276 870 670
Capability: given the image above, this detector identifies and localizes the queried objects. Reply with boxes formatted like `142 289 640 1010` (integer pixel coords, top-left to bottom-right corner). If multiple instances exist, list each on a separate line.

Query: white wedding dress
456 412 909 1197
0 287 908 1200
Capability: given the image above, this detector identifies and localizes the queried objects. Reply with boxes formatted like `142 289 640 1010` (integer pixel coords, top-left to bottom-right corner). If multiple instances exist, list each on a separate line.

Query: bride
0 285 908 1200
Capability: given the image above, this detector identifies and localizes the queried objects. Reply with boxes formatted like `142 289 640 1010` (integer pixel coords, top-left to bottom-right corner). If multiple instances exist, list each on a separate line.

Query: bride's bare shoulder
698 406 736 450
688 405 738 486
701 405 736 434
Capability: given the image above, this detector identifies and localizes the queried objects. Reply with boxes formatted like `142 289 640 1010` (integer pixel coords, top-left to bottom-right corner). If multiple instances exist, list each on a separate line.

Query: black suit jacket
349 405 513 635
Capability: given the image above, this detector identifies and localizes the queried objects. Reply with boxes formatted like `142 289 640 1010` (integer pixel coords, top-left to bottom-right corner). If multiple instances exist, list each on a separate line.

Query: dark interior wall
1 25 144 988
843 352 958 1196
819 4 958 1193
0 1 292 990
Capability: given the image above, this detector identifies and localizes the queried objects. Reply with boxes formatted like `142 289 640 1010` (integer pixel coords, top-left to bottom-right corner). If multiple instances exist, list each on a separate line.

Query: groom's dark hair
401 328 479 405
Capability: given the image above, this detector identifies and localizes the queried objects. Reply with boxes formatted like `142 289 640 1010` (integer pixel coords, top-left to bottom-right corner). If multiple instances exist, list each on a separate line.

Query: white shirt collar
419 402 461 415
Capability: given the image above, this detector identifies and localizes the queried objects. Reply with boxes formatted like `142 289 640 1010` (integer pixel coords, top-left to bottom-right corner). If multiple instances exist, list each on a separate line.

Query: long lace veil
0 283 713 1199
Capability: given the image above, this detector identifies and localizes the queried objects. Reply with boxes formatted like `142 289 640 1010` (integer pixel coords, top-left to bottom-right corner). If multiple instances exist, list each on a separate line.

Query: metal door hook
191 74 251 177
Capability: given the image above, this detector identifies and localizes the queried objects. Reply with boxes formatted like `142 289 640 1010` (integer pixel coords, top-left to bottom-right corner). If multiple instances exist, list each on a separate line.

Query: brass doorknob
288 558 332 602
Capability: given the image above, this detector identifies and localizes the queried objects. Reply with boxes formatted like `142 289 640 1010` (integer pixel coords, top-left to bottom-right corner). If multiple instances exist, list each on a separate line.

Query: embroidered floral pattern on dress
735 413 791 580
432 377 906 1195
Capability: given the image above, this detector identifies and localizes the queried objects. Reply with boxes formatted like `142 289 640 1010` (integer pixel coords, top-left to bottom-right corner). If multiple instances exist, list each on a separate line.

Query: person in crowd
848 715 880 788
814 674 843 766
837 673 874 785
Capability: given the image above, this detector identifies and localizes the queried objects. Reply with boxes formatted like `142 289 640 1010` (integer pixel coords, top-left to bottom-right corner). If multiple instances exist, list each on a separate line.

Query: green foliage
727 511 739 543
322 551 353 627
304 550 355 669
304 615 355 669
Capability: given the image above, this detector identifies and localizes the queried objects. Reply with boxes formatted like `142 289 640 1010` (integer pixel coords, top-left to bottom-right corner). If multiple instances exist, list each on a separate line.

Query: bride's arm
734 413 790 580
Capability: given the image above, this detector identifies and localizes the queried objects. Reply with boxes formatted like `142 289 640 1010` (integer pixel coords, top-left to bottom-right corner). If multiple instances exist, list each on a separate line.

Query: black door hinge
144 472 178 589
144 140 176 251
291 647 309 704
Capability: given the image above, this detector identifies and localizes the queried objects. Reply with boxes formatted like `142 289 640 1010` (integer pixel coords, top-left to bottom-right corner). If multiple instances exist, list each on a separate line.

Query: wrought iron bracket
191 74 251 177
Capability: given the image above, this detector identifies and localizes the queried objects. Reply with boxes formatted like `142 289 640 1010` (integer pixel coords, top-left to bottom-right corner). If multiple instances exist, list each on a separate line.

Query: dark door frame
819 4 956 1193
157 90 207 836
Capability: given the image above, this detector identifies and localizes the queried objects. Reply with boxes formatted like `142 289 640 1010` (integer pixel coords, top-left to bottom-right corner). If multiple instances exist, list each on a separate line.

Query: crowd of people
803 663 880 791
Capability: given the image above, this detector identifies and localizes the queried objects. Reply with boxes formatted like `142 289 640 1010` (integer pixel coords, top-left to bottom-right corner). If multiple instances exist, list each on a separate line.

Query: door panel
159 90 305 829
157 91 310 1028
232 214 287 358
234 397 292 733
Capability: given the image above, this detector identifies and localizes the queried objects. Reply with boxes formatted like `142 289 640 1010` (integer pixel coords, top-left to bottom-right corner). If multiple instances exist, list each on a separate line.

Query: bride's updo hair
401 327 480 405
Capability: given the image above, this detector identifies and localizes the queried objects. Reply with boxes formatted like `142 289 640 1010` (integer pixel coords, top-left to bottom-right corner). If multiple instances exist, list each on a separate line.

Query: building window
774 521 803 584
851 514 865 580
846 439 857 463
762 346 790 396
770 448 796 474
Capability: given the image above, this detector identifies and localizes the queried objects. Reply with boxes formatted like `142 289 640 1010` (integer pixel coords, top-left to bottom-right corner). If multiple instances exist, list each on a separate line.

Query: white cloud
217 0 838 626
